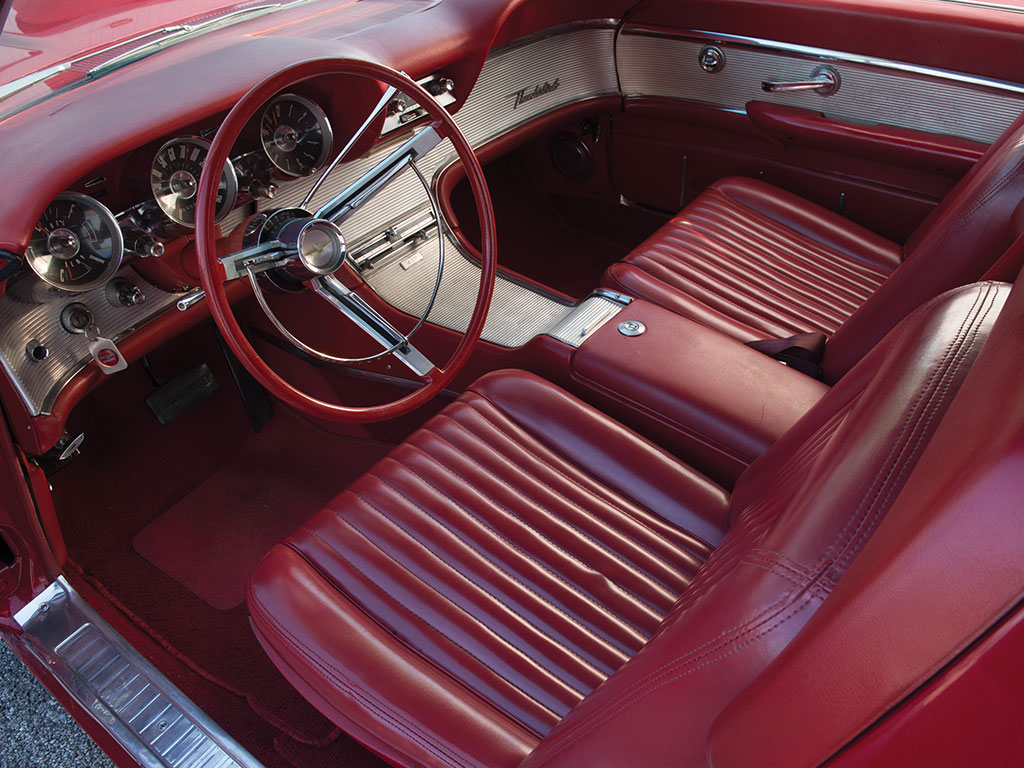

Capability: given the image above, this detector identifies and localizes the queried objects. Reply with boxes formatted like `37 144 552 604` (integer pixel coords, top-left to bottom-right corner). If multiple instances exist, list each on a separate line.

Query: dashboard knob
425 77 455 96
107 278 145 308
133 236 165 258
25 340 48 362
386 97 408 116
250 181 279 200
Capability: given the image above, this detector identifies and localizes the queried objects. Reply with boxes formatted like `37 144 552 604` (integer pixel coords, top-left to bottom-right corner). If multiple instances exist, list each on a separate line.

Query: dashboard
3 0 1024 456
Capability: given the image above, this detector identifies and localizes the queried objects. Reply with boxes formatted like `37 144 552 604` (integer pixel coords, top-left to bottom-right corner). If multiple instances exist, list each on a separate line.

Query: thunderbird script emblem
508 78 560 109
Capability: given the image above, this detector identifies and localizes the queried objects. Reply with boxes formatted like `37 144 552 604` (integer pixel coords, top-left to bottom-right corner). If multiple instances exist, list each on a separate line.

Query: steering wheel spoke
314 124 443 224
219 239 293 282
311 275 436 378
196 58 494 422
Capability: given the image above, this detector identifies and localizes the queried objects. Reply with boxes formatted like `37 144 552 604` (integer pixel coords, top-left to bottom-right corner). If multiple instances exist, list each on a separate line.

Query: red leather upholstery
603 177 899 343
249 282 1007 768
604 109 1024 383
248 371 729 768
570 299 830 485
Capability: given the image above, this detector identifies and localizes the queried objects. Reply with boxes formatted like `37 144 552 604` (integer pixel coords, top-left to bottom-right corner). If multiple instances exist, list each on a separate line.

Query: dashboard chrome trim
0 269 182 415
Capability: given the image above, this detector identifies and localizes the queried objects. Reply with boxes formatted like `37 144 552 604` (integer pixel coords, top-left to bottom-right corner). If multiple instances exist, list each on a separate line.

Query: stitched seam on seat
421 422 683 601
306 513 578 717
362 467 626 674
528 594 821 766
743 550 835 592
456 400 710 568
749 547 825 582
738 560 832 599
249 591 479 768
833 283 999 574
814 284 990 575
383 452 652 642
399 440 666 619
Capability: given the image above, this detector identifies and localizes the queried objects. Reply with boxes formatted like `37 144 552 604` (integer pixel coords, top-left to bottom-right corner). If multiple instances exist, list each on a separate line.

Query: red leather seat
249 281 1008 768
603 110 1024 383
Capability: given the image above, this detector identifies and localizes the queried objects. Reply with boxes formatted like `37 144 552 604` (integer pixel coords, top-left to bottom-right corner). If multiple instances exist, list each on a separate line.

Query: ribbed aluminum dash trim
546 296 624 347
617 29 1024 143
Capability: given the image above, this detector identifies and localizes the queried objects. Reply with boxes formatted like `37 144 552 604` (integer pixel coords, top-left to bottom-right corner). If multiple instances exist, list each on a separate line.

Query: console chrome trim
546 294 628 348
12 577 263 768
618 27 1024 143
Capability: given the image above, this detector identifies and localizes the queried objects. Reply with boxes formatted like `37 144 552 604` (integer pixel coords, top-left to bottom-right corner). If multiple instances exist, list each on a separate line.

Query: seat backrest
519 281 1008 768
821 109 1024 382
708 270 1024 767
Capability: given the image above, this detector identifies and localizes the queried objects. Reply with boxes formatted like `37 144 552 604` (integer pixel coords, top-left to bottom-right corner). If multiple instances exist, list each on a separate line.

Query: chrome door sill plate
12 577 263 768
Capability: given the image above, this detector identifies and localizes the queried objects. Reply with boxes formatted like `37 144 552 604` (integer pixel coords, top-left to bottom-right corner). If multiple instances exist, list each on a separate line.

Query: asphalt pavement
1 637 114 768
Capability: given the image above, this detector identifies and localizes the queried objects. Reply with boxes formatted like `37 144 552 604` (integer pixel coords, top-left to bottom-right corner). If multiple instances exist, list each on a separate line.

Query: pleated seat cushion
603 177 901 344
247 370 730 768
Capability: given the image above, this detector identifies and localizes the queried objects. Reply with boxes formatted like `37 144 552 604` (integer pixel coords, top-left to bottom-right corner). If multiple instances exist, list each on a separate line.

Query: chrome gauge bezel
259 94 334 177
25 192 125 292
150 137 239 227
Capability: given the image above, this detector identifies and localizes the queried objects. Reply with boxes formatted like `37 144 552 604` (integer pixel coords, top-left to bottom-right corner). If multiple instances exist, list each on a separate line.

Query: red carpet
134 415 388 609
53 320 397 768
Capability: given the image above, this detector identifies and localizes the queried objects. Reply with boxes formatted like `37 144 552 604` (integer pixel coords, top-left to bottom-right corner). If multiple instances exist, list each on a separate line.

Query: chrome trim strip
12 577 263 768
930 0 1024 13
487 18 620 54
546 295 627 348
617 28 1024 143
623 26 1024 96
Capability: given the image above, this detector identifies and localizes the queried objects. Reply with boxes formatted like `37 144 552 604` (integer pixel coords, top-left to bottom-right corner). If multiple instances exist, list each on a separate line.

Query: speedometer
26 193 124 291
260 94 333 177
150 137 238 227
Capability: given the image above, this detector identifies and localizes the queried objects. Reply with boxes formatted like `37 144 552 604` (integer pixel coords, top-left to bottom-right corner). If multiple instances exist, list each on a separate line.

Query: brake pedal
145 363 219 424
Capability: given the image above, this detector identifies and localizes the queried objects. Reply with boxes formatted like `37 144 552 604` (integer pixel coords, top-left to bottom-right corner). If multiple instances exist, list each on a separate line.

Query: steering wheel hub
196 58 496 422
276 217 347 276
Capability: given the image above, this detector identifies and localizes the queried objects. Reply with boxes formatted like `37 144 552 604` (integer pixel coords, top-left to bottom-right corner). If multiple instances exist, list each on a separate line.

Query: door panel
608 3 1024 242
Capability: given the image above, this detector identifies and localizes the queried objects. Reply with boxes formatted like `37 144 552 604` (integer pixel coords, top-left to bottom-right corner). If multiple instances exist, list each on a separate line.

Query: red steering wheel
196 58 496 422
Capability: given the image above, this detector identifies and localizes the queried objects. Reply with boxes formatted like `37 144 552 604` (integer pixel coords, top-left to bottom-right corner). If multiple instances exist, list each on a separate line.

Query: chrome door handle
762 66 840 96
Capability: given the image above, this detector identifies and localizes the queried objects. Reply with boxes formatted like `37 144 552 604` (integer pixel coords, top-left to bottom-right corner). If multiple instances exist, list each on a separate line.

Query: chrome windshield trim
621 26 1024 96
0 0 316 120
929 0 1024 12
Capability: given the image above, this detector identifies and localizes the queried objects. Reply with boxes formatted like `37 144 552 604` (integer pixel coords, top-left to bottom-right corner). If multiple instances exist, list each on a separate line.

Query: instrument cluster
23 92 334 293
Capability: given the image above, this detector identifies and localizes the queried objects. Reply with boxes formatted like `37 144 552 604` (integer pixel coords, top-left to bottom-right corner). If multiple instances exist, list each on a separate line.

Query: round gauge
25 192 124 292
150 137 238 227
260 94 333 177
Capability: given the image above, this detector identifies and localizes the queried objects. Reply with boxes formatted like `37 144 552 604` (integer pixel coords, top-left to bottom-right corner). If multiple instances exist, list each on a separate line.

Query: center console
565 298 829 486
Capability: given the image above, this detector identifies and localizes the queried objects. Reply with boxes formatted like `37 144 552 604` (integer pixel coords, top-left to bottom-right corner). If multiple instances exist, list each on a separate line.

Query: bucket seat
247 277 1010 767
602 111 1024 382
